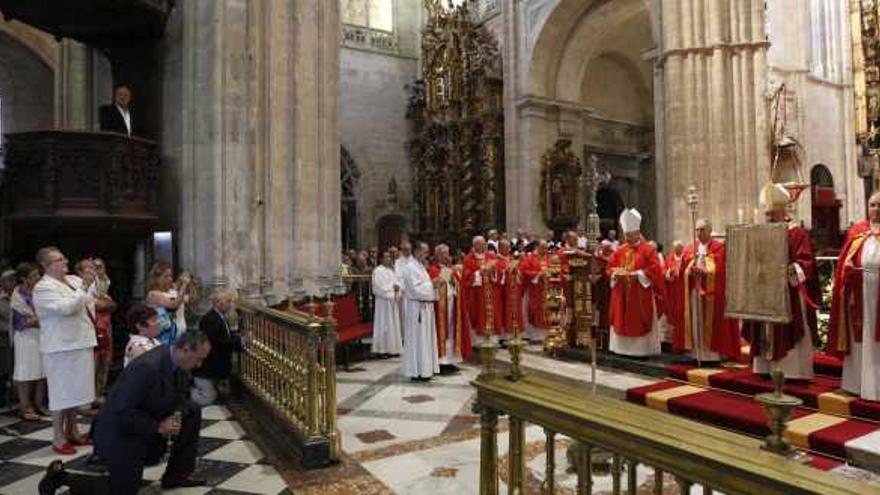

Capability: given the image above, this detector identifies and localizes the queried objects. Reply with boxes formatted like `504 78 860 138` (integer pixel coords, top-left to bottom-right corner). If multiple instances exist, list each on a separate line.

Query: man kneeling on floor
39 330 211 494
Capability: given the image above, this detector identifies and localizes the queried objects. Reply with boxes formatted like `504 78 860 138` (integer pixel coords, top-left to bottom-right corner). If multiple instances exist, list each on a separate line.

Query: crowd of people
365 183 880 405
0 245 240 494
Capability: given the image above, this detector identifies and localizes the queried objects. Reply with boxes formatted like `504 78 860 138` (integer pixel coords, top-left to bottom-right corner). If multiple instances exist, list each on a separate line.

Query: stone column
164 0 341 306
658 0 770 244
54 39 93 130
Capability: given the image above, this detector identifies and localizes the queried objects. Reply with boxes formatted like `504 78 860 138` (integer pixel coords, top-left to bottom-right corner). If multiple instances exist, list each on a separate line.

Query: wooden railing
471 345 868 495
236 300 339 468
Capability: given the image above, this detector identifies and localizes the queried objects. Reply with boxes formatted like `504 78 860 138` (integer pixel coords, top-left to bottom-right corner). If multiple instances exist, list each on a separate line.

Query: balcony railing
236 300 339 469
472 348 868 495
2 130 160 230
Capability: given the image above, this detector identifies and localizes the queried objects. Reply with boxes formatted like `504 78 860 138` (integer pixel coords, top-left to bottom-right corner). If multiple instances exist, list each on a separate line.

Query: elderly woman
829 191 880 400
11 262 46 420
32 247 96 455
124 304 161 367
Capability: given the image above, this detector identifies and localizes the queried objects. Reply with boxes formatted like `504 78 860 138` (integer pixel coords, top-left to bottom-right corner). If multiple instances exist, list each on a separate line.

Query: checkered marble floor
0 405 291 495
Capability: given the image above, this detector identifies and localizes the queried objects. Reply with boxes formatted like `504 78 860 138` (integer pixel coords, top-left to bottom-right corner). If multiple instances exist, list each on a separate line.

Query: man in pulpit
462 236 498 342
606 209 662 357
742 183 816 380
672 220 739 363
828 191 880 399
428 244 469 371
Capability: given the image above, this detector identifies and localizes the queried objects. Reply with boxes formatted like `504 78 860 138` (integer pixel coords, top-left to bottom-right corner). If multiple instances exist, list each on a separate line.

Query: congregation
0 245 241 493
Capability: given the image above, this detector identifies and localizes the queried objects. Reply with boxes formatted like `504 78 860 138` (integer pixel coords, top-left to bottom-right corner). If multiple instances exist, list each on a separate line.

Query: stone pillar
164 0 341 306
54 39 93 130
659 0 770 244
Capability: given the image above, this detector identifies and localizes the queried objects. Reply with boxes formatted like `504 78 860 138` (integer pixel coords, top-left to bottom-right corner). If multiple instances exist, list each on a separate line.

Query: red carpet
627 379 880 463
664 365 880 421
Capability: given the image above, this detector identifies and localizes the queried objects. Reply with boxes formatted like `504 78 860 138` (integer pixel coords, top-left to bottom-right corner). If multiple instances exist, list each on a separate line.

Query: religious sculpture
408 0 504 245
540 139 582 231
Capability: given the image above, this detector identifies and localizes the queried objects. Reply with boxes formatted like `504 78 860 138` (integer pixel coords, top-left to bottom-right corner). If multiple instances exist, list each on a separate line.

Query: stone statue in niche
540 139 582 231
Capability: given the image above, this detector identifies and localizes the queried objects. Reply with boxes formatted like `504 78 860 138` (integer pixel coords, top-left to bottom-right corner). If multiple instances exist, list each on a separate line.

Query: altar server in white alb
32 246 97 456
371 249 403 357
401 242 440 381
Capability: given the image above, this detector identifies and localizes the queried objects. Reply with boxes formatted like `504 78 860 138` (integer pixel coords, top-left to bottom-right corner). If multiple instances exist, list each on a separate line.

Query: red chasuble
671 240 740 358
462 251 498 336
428 263 471 360
665 252 684 341
742 226 817 361
828 220 880 356
493 255 524 334
519 252 569 329
606 241 662 337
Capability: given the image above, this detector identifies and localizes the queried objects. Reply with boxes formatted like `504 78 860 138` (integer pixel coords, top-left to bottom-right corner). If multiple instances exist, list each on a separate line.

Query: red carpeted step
626 379 880 464
851 400 880 422
813 352 843 378
809 453 843 471
625 380 683 404
665 389 810 437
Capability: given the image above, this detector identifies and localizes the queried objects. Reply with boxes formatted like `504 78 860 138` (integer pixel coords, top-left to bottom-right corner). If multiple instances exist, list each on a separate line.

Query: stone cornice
658 41 771 66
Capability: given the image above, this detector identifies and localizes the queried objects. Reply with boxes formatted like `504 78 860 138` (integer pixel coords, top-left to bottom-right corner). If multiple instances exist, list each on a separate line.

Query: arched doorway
810 164 841 253
376 214 406 250
597 187 625 237
341 147 361 250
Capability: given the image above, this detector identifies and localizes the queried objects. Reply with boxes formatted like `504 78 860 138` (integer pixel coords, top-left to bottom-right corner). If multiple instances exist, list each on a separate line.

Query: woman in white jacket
32 247 97 456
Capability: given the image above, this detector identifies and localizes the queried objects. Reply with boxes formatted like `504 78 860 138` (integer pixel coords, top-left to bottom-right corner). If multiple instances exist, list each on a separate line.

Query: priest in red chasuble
742 183 816 380
607 209 663 356
828 191 880 400
462 236 498 339
671 219 739 362
428 243 471 364
664 241 685 343
519 239 570 342
491 240 524 340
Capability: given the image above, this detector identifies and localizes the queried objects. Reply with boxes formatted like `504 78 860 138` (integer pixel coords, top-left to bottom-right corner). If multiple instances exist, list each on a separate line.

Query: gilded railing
236 300 339 466
472 347 868 495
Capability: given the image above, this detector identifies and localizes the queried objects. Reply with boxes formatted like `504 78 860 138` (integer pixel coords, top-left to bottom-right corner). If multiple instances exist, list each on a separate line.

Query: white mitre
619 208 642 233
759 182 790 212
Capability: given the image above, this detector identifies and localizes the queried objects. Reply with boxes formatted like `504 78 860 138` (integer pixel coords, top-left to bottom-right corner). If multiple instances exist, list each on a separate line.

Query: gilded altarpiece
408 1 504 245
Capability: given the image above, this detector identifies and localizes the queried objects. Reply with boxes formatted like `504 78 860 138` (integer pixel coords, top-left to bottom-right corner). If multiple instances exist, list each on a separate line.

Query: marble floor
0 404 290 495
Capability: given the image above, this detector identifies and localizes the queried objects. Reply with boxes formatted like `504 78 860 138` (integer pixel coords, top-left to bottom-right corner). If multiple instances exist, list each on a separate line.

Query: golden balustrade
236 300 339 468
472 357 869 495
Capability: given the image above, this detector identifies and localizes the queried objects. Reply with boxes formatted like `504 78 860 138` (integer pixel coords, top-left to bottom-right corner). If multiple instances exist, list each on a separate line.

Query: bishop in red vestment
607 209 662 356
742 183 816 379
671 220 739 361
828 191 880 399
462 236 498 338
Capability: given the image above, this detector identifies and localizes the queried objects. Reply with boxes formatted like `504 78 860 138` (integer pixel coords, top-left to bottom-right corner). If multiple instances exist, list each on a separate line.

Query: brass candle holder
542 254 567 354
507 317 525 381
756 369 805 460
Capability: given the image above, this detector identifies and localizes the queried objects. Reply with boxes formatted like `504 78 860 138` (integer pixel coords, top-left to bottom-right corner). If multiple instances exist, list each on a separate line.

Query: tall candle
737 208 744 224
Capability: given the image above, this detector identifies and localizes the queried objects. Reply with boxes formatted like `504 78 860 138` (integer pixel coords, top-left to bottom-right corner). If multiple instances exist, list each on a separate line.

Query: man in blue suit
39 331 211 494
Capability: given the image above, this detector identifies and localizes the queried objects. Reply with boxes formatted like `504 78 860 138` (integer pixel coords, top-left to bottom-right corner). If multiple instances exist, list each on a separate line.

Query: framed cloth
724 223 791 323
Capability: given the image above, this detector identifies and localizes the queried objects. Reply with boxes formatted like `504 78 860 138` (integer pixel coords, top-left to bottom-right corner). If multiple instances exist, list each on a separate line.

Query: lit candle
737 208 744 224
753 208 759 224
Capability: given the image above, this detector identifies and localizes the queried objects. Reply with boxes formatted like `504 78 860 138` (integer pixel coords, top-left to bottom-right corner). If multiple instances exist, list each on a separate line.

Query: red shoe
52 443 77 455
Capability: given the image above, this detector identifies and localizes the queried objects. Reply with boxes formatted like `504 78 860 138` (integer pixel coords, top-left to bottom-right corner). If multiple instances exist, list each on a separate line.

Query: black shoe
438 364 461 376
161 475 207 489
38 460 66 495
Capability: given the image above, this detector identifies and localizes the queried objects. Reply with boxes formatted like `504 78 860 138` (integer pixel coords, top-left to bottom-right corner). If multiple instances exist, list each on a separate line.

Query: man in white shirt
99 83 136 136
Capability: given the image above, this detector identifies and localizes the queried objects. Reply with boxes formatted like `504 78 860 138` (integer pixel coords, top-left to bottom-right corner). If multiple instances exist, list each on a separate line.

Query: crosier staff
686 185 703 368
